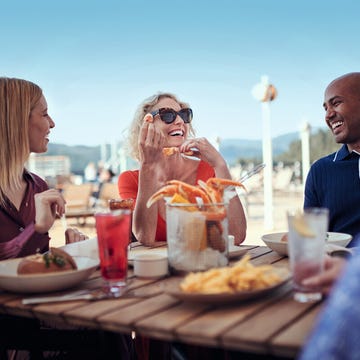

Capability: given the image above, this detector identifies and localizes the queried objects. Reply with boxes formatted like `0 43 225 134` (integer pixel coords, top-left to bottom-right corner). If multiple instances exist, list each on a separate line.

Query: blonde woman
118 92 247 246
0 77 87 260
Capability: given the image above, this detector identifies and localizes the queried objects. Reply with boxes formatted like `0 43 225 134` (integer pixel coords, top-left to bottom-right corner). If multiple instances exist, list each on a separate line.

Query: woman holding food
118 92 247 246
0 77 87 261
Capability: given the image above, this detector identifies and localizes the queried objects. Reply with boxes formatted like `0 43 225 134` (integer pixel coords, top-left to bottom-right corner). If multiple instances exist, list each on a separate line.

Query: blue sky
1 0 359 146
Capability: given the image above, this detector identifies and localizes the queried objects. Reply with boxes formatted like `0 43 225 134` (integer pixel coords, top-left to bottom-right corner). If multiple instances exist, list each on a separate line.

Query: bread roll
17 248 77 275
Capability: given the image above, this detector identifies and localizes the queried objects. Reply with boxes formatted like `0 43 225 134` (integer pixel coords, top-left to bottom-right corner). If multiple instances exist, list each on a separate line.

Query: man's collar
333 144 359 161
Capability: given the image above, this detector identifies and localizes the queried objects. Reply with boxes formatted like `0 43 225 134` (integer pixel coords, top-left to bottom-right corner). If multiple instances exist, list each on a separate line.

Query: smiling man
304 72 360 246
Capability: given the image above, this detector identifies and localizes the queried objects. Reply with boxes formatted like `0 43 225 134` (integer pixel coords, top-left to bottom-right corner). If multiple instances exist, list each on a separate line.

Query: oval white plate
164 269 290 304
262 231 353 256
0 256 99 293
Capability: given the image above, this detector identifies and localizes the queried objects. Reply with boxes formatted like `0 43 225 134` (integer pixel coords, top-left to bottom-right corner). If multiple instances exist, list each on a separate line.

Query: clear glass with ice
166 202 229 274
287 208 329 303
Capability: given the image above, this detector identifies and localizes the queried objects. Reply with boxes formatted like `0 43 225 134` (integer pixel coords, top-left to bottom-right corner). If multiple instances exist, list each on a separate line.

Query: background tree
276 128 339 164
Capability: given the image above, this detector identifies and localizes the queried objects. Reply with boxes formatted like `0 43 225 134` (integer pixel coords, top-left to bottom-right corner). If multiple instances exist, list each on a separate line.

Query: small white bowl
133 253 168 279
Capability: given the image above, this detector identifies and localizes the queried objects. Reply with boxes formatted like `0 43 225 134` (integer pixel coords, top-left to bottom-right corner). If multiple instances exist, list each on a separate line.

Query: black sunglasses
151 107 193 124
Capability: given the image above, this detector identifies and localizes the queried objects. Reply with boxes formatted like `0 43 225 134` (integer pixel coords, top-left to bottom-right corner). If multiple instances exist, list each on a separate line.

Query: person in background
118 92 247 246
0 77 87 260
304 72 360 247
91 167 115 199
84 161 98 183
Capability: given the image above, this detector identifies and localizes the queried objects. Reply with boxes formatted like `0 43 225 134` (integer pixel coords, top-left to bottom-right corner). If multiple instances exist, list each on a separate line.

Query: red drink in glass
95 210 131 293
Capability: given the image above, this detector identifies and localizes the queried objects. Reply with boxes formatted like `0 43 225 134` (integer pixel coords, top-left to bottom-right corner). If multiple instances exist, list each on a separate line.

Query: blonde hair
126 92 196 161
0 77 43 205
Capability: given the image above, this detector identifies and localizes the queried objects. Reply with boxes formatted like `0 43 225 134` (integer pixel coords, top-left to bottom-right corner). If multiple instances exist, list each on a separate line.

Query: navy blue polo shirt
304 144 360 247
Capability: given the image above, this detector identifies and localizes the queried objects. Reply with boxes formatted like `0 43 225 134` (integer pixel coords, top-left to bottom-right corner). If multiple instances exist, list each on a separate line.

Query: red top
118 160 215 242
0 171 50 260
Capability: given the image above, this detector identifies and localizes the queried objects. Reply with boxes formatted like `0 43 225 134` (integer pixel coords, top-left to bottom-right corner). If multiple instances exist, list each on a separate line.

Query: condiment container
133 254 168 279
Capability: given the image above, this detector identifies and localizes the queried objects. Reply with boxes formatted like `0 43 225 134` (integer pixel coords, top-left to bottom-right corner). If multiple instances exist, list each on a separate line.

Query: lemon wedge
170 193 190 204
170 194 198 212
292 212 316 238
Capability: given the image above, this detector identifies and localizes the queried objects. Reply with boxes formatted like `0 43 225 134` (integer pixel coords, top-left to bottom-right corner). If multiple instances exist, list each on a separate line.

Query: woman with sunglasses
118 92 247 246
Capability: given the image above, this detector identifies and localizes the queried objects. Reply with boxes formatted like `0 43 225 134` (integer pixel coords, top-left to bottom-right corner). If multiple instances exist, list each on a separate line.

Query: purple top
0 171 50 260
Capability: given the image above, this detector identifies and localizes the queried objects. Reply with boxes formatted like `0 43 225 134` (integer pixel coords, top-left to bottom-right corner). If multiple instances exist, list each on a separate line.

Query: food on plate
17 248 77 275
162 147 194 157
180 254 283 294
109 198 134 210
280 233 288 242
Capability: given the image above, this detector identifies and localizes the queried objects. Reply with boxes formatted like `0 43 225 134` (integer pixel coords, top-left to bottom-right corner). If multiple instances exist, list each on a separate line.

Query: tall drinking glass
287 208 329 303
95 209 131 296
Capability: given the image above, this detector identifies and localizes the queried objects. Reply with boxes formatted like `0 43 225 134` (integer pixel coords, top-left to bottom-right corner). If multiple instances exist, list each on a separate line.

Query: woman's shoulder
118 169 139 180
118 170 140 187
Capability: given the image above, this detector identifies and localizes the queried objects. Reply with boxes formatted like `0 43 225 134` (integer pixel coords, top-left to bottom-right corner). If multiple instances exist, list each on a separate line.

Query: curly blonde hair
0 77 43 205
126 92 196 161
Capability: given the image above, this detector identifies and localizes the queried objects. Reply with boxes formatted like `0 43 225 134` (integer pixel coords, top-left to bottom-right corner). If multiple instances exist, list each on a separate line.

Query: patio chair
62 183 95 226
96 182 120 209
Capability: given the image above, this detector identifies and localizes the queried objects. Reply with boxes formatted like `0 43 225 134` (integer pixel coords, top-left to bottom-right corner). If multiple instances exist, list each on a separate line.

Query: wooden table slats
0 245 323 358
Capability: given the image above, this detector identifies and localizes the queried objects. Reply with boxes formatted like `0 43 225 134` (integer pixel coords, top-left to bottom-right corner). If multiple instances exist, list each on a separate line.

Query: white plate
262 232 353 256
0 257 99 294
164 270 290 304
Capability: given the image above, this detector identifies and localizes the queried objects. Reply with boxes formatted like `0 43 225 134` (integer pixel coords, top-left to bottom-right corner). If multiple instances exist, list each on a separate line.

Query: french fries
180 255 283 294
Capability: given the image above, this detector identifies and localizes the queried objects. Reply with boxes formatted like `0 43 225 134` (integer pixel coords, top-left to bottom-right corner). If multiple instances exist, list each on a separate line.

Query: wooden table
0 244 323 359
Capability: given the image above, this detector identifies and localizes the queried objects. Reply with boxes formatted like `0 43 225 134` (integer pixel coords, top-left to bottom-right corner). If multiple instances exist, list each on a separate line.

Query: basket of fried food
165 255 290 304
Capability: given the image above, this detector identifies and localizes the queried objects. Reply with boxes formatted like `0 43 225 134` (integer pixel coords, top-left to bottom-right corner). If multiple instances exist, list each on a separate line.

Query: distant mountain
42 132 301 173
220 132 300 165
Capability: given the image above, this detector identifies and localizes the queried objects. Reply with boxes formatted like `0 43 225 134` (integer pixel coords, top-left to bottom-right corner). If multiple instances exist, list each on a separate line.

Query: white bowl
261 232 353 256
133 253 168 279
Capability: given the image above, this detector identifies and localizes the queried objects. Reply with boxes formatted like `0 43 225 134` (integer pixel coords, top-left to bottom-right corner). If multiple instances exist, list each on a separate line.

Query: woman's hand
180 138 227 171
138 117 166 165
302 255 347 295
65 228 89 244
34 189 66 234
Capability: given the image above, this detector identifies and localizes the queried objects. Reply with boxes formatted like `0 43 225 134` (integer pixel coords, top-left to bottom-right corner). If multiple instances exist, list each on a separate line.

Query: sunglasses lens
179 108 193 123
159 110 176 124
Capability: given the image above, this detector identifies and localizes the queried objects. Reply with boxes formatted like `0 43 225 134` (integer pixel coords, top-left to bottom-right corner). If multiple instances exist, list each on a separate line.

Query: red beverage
293 260 322 293
95 210 131 285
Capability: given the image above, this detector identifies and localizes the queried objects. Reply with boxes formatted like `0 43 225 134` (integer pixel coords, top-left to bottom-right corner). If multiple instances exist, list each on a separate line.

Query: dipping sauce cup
287 208 329 303
95 209 131 295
